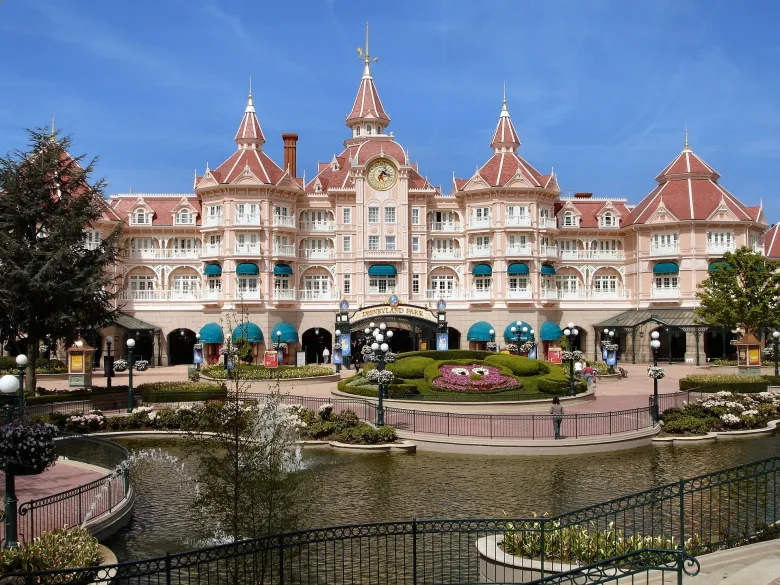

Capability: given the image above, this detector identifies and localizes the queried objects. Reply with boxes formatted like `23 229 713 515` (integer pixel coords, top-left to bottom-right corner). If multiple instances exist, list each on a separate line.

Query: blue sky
1 0 779 218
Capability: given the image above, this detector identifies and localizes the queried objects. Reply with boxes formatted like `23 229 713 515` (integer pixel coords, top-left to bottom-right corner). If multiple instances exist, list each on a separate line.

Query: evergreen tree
695 247 780 334
0 127 121 391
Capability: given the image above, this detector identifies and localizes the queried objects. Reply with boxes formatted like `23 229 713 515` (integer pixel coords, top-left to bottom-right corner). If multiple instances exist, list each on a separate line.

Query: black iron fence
4 456 777 584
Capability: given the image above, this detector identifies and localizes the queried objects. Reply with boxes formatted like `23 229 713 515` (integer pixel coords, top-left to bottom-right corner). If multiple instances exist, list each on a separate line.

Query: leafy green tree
0 127 121 391
695 247 780 334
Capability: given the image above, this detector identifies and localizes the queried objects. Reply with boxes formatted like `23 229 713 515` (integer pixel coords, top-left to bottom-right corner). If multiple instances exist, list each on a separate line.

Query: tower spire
502 82 507 111
50 115 56 142
490 86 520 152
684 127 689 150
346 23 389 133
356 22 379 78
234 82 265 149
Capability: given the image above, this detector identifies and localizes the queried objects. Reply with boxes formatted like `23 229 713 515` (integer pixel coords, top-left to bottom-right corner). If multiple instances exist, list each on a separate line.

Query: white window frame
411 208 421 225
412 274 420 294
368 235 380 251
368 276 396 294
368 207 380 224
344 274 351 295
384 207 396 224
342 235 352 253
412 236 420 253
343 207 352 225
385 235 396 251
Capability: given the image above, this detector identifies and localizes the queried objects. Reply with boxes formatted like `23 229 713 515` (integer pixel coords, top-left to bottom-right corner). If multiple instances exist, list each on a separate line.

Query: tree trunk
25 340 38 396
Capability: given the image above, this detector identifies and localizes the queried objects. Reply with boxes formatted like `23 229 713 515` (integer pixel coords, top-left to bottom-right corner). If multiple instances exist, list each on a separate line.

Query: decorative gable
505 168 534 188
596 201 622 228
172 197 198 225
461 172 490 191
276 170 302 190
707 199 739 222
646 199 679 224
232 163 263 186
129 198 154 225
197 168 218 189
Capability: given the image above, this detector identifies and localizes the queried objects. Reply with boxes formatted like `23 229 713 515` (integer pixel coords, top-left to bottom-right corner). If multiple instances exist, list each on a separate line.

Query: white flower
721 413 741 426
451 367 469 376
472 367 490 376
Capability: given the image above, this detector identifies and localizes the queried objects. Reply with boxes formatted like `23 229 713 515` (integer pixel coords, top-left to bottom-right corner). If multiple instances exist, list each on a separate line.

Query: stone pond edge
652 419 779 444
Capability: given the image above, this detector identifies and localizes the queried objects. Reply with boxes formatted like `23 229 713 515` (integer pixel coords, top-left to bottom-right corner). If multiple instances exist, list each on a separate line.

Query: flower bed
660 389 780 435
431 364 517 392
200 364 333 380
0 527 101 575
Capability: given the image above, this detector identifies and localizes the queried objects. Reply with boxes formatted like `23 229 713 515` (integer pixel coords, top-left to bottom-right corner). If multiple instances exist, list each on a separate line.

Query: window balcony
559 219 581 229
235 243 260 255
299 289 338 301
84 241 100 250
540 289 560 301
650 243 680 256
235 214 261 226
203 289 222 301
468 218 492 229
591 288 632 300
364 249 402 258
273 289 297 301
506 288 533 300
235 289 261 300
273 244 296 256
588 250 625 261
128 249 201 260
506 244 532 256
429 222 461 232
651 287 680 299
204 215 222 227
559 249 582 261
174 217 196 226
130 218 152 226
470 288 493 300
538 218 557 229
202 244 222 256
431 249 462 260
540 245 558 258
299 220 335 232
506 216 532 227
273 215 296 228
121 289 202 301
425 288 465 300
707 242 736 254
598 220 619 229
300 249 334 259
468 245 492 257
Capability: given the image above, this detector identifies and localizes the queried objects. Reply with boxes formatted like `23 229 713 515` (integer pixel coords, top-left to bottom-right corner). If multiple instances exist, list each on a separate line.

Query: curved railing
5 434 130 546
3 456 776 584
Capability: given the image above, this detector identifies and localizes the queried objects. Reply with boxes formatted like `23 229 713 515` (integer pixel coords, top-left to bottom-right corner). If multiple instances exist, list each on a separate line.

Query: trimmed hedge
398 349 496 361
484 354 542 376
27 382 227 405
679 374 780 392
387 357 435 379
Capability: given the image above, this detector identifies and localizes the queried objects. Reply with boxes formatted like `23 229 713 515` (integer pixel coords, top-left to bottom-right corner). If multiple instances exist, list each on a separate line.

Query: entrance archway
131 332 154 364
704 328 737 361
349 304 441 355
651 326 686 362
168 328 197 365
302 328 332 364
448 327 461 350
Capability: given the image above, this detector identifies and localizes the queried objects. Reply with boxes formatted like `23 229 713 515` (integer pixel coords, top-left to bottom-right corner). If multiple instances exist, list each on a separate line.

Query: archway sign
348 301 446 353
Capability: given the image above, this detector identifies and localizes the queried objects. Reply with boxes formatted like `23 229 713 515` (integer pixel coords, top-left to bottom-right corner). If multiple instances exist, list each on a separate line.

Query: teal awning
504 321 533 342
232 322 264 343
236 262 259 276
272 322 299 343
654 262 679 274
472 263 492 276
199 323 224 344
274 263 293 276
467 321 495 342
708 261 729 272
507 263 529 275
540 321 563 341
204 263 222 276
368 264 397 277
541 264 556 275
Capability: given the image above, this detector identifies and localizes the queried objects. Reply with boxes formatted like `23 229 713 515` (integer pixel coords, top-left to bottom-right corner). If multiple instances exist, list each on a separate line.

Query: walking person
550 397 564 439
583 363 594 390
322 346 330 364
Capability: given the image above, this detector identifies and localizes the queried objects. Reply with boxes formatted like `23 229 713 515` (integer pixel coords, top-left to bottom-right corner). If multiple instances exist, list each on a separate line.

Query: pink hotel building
93 48 779 367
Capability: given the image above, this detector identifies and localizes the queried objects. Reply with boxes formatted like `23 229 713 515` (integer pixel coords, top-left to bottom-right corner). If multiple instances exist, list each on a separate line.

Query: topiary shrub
661 416 712 435
398 349 495 361
484 354 541 376
388 356 435 379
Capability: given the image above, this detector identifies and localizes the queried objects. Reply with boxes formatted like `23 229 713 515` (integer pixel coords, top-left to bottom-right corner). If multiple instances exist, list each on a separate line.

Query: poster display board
548 348 562 364
607 349 617 366
340 334 351 356
296 351 306 367
264 351 279 368
437 333 449 351
193 347 203 364
333 350 343 365
528 345 538 360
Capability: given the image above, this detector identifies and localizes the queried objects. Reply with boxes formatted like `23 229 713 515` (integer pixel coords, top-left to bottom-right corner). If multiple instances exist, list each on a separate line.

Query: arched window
355 126 361 137
177 210 191 225
134 209 147 224
563 211 575 227
601 212 614 227
366 125 373 135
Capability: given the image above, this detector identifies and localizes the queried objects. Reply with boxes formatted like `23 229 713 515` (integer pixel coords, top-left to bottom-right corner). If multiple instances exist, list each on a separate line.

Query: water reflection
105 435 779 561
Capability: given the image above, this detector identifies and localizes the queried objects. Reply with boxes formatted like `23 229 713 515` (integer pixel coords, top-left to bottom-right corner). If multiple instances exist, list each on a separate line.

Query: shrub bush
201 364 333 380
136 381 227 403
388 356 435 379
661 416 712 435
398 349 495 361
484 354 541 376
679 374 780 392
0 527 101 574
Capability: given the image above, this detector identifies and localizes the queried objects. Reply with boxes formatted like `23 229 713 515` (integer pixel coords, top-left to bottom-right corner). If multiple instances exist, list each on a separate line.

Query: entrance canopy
233 322 264 343
540 321 562 341
467 321 494 342
199 323 224 344
113 313 158 331
272 322 299 343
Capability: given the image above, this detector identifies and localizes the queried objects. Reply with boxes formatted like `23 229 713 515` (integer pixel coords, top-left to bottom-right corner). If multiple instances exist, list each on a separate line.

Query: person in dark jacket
550 397 564 439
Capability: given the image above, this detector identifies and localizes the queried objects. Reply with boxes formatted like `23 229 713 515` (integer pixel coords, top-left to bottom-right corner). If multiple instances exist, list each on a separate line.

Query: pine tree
695 247 780 335
0 126 121 391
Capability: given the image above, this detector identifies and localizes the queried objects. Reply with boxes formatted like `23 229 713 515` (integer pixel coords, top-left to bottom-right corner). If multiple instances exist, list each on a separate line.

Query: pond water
103 435 779 561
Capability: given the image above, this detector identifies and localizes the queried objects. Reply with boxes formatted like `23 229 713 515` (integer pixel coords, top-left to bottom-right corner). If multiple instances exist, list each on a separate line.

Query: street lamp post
335 329 342 373
126 338 135 412
370 322 393 427
15 354 27 420
773 331 780 377
488 328 495 351
195 333 201 371
650 331 661 422
1 374 20 549
225 334 233 379
314 327 321 364
563 322 579 396
105 336 113 390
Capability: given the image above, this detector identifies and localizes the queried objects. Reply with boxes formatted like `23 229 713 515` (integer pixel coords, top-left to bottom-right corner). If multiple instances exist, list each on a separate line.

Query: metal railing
6 457 776 584
2 435 130 547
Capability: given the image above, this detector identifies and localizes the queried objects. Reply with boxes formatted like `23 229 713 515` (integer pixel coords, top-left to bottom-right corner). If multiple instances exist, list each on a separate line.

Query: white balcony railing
299 221 335 232
559 220 581 228
431 249 462 260
539 218 557 229
540 289 560 301
203 289 222 301
235 289 261 300
429 222 461 232
469 245 492 257
540 245 558 257
202 244 222 256
506 216 532 227
591 288 632 300
707 242 736 254
506 244 532 256
235 214 261 226
128 249 201 260
470 288 493 300
121 289 202 301
299 289 338 301
752 245 765 256
174 218 196 226
84 241 100 250
506 288 533 300
558 250 627 261
425 289 465 300
273 289 296 301
651 287 680 299
235 243 260 255
559 249 581 261
300 249 333 259
538 288 633 301
204 215 222 227
650 243 680 256
273 215 296 228
364 249 402 257
273 244 296 256
468 218 492 229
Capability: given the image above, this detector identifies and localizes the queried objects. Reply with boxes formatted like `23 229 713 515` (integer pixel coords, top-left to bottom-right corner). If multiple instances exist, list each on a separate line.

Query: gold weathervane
355 22 378 67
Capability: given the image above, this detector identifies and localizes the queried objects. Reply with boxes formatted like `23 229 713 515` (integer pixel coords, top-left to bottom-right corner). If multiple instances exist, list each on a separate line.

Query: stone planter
476 534 578 583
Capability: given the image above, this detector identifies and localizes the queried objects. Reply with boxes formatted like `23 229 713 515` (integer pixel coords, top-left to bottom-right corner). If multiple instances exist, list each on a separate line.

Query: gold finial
684 127 689 149
50 115 56 141
356 22 378 74
503 82 507 104
249 75 252 97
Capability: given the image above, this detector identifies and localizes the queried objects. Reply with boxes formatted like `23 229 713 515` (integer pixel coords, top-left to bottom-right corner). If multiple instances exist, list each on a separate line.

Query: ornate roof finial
249 75 253 98
356 22 378 77
684 127 689 150
502 82 507 111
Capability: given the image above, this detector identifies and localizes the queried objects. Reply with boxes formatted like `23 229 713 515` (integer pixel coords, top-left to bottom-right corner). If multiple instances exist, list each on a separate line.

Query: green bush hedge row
483 354 542 376
26 382 227 405
678 374 780 391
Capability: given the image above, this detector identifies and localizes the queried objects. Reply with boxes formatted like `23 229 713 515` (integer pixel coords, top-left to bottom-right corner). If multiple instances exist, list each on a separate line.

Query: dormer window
563 211 575 227
366 125 372 135
355 126 361 136
332 162 339 171
600 212 615 227
133 209 149 225
376 126 382 134
315 183 322 192
176 210 193 225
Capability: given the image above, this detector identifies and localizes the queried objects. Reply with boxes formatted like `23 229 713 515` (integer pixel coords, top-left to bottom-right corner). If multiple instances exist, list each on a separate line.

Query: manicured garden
340 350 587 401
200 363 334 380
0 356 66 375
660 389 780 435
28 381 228 405
678 374 780 392
0 527 101 574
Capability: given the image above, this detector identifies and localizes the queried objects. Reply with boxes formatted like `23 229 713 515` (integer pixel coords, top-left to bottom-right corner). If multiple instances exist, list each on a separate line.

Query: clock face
366 159 398 190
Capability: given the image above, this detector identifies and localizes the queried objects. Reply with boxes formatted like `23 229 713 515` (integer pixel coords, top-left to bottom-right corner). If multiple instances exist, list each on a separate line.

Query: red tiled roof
490 100 520 149
554 201 631 228
111 197 202 226
473 152 544 188
234 94 265 145
354 139 405 165
305 146 359 193
745 205 762 221
212 148 284 185
346 69 389 125
763 225 780 258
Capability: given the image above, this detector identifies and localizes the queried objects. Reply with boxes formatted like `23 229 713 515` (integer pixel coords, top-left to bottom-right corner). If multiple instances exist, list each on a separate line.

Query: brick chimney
573 192 593 199
282 133 298 178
